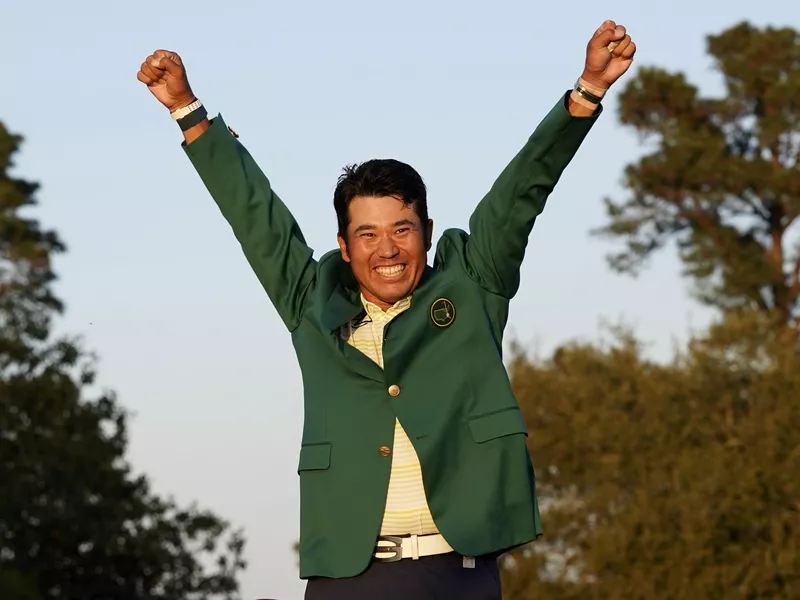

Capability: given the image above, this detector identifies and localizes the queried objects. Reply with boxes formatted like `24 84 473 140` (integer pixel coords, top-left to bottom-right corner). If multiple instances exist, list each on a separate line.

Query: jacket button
388 384 400 397
379 446 392 457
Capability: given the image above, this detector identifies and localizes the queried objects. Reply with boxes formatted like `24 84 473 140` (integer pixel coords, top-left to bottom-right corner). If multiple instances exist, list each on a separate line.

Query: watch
170 99 202 120
573 79 604 105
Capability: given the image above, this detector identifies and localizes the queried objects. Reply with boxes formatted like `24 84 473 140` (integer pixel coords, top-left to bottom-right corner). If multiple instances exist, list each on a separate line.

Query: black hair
333 159 428 240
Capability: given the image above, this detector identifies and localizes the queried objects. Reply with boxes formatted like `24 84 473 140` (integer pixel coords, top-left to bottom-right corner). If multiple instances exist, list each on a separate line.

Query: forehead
347 195 421 227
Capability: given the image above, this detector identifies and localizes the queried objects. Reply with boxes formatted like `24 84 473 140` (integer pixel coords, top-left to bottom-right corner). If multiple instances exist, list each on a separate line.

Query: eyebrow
353 219 417 234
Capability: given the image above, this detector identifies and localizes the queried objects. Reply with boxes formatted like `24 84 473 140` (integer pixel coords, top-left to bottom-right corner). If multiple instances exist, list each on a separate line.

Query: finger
148 51 170 73
140 62 163 82
621 41 637 59
153 49 183 67
155 56 182 76
594 25 627 51
592 28 618 49
594 20 616 37
152 49 177 64
611 35 632 57
137 70 154 85
146 57 168 74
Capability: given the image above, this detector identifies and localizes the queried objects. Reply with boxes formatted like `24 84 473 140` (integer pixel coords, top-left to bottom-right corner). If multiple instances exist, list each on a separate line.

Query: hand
581 20 636 90
137 50 196 112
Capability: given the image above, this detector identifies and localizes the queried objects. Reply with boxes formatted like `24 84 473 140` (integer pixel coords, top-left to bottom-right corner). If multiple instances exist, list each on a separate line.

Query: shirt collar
360 294 412 319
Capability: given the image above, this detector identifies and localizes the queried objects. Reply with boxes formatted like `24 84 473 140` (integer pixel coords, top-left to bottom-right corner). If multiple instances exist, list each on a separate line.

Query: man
137 20 635 600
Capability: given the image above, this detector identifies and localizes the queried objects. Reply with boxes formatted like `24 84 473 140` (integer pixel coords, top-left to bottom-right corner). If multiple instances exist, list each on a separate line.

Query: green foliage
595 22 800 327
0 570 43 600
502 314 800 599
551 25 800 594
0 122 246 599
0 123 65 371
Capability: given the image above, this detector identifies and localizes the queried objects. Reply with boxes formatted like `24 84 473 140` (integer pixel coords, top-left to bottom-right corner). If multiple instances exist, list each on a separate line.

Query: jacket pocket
297 442 332 473
467 407 528 443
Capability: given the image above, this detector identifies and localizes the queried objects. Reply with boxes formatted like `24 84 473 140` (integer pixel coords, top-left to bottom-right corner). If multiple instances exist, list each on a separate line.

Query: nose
377 234 399 259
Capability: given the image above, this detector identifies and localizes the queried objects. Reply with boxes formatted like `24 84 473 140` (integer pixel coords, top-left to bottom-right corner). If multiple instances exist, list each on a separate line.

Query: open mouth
374 264 406 279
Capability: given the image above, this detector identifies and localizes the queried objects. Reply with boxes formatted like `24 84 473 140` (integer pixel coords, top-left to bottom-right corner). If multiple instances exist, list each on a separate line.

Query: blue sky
2 1 795 598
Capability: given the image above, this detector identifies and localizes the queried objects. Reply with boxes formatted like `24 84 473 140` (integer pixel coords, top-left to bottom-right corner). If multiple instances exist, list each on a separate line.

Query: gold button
379 446 392 457
388 384 400 397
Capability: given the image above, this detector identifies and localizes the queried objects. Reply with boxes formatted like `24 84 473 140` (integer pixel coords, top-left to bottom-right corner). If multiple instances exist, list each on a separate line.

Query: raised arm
464 20 636 298
137 50 316 330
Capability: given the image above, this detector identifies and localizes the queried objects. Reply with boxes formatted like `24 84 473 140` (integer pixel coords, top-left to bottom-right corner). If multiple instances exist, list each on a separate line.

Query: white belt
374 533 454 561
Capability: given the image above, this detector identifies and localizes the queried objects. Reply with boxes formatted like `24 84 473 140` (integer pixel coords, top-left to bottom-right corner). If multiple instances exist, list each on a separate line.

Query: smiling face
337 195 433 310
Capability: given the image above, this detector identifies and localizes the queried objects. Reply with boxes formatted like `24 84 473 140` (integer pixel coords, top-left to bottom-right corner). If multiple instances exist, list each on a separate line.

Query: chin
377 285 411 302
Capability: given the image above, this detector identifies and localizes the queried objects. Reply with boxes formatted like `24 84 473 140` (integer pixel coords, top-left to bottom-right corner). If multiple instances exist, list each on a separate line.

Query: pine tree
596 22 800 329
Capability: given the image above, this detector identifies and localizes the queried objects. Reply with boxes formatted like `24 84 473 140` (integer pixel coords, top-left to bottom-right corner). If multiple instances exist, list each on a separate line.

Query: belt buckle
373 535 404 562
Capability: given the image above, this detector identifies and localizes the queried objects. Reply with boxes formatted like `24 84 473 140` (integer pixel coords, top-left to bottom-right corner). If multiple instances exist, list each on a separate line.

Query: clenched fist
137 50 196 112
581 20 637 90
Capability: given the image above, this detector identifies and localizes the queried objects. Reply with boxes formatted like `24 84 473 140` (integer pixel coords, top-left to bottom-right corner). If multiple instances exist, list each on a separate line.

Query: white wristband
170 99 202 121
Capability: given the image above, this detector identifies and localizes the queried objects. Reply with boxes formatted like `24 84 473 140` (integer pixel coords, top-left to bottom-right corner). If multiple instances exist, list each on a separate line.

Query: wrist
568 89 600 115
167 93 197 113
568 75 607 116
579 71 610 94
172 99 208 131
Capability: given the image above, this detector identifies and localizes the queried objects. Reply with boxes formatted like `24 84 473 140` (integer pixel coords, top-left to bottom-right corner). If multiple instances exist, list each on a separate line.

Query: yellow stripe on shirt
340 295 439 536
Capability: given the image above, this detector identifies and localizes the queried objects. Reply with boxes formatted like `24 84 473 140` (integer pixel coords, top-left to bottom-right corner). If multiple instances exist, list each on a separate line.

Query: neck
361 290 396 311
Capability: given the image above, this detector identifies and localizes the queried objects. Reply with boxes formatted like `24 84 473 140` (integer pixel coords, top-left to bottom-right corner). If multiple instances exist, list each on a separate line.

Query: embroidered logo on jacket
430 298 456 328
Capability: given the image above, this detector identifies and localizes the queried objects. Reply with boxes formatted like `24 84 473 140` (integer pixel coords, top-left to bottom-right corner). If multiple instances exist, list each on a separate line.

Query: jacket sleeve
465 92 600 298
183 115 316 331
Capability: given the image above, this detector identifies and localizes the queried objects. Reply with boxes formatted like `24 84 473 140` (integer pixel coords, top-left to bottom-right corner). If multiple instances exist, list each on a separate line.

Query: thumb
591 26 625 51
152 55 182 76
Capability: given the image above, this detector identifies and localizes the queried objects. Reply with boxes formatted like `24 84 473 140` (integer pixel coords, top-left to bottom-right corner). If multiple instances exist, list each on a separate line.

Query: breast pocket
467 407 528 443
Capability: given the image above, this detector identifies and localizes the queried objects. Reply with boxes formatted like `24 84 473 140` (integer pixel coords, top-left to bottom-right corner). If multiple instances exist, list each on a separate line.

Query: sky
2 1 796 599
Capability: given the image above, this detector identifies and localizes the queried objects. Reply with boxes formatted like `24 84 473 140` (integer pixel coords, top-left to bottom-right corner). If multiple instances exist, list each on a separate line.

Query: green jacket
183 92 599 579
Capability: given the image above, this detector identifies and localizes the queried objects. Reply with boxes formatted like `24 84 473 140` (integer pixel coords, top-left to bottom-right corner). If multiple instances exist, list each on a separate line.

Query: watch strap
170 99 202 120
573 78 607 105
177 104 208 131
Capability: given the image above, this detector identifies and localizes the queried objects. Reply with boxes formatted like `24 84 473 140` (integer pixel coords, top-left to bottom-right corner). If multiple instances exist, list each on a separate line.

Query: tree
499 21 800 598
0 121 246 599
596 22 800 330
501 315 800 599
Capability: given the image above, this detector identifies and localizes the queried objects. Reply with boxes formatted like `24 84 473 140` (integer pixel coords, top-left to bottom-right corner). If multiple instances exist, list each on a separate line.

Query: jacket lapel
314 252 384 383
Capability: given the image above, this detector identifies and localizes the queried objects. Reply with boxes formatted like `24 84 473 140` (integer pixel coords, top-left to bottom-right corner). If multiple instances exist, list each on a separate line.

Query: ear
424 219 434 252
337 234 351 263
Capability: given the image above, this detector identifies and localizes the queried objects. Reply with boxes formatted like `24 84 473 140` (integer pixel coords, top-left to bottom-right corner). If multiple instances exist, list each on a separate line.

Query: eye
395 228 409 235
360 232 376 238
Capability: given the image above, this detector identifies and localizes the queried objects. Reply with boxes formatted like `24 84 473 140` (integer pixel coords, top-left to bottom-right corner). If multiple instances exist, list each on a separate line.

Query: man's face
338 195 433 310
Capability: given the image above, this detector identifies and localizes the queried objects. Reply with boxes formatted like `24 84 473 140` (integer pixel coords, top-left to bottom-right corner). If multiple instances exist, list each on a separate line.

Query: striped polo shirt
340 295 439 536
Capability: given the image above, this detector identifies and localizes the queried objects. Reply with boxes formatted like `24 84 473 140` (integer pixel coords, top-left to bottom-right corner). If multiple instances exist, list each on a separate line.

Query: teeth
375 265 405 277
